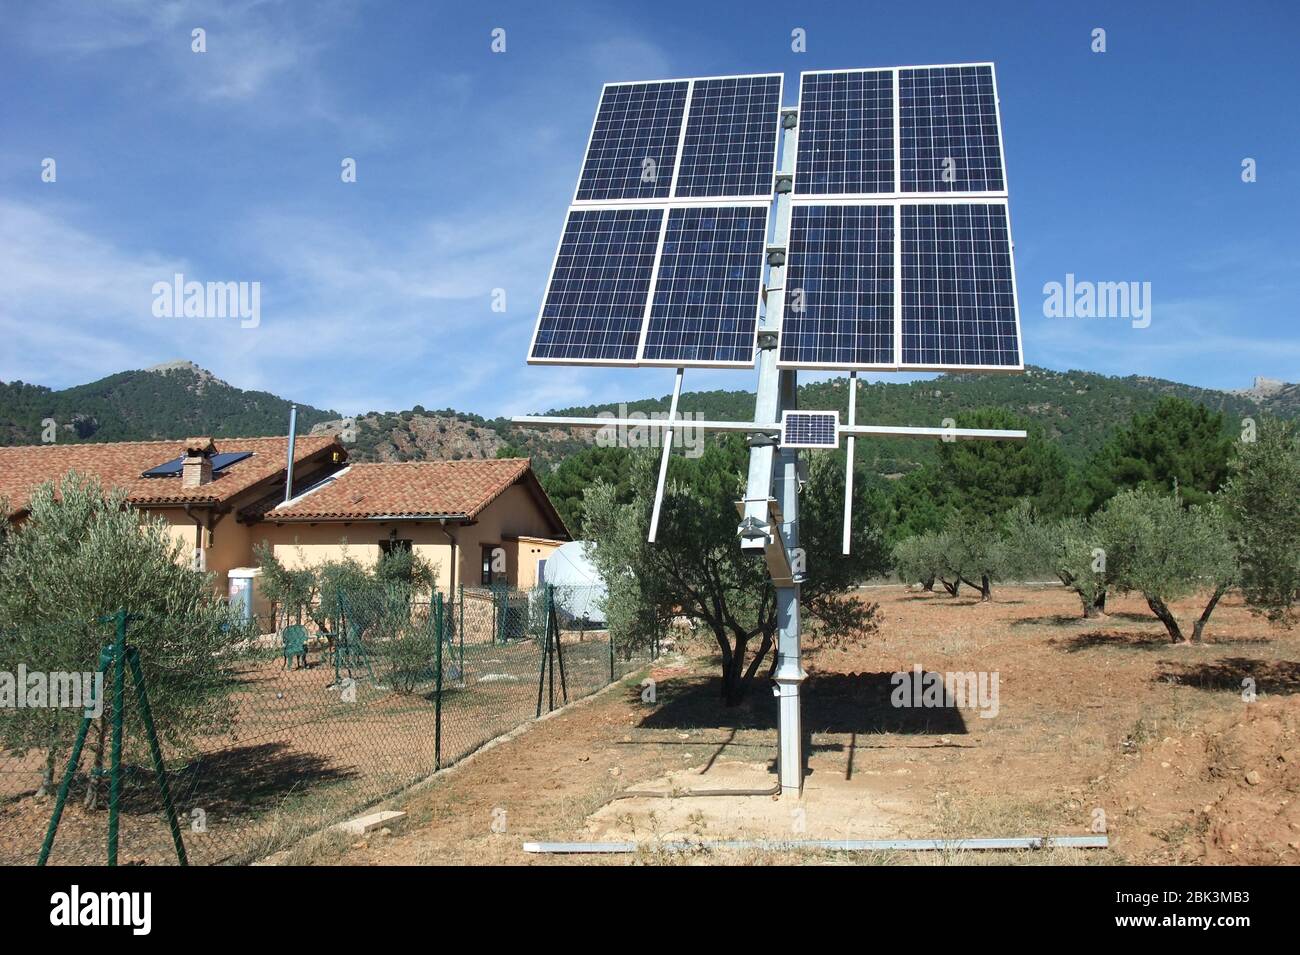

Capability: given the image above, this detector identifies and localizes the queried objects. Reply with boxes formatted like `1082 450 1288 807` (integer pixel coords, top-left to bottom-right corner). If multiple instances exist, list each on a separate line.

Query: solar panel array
900 65 1004 193
531 208 663 363
794 63 1005 197
531 65 1022 373
781 63 1022 371
676 75 784 198
642 206 768 365
781 411 840 448
533 74 782 367
780 204 895 369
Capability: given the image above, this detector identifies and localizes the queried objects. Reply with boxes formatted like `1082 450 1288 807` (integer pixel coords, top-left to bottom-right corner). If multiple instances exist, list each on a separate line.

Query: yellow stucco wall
138 475 565 601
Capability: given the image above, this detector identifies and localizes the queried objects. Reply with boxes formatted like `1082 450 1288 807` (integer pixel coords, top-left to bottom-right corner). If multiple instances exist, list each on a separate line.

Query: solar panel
674 75 782 198
900 202 1020 368
781 411 840 448
641 205 768 366
900 65 1004 193
575 81 688 202
794 70 895 195
529 207 664 364
779 204 895 369
141 451 253 478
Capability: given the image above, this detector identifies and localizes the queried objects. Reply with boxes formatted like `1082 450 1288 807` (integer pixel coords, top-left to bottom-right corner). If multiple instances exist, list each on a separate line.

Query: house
0 436 569 599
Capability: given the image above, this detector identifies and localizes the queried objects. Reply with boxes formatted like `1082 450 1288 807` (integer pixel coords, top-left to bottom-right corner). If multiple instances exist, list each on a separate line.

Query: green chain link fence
1 583 651 865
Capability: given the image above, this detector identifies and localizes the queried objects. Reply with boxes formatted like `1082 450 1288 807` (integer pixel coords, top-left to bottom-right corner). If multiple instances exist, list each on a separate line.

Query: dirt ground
282 584 1300 866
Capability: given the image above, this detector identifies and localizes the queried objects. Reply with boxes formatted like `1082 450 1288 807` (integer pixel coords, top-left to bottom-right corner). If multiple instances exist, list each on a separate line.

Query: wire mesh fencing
0 583 651 866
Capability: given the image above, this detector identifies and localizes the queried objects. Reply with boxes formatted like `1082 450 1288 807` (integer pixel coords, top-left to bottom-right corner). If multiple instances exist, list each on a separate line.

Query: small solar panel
900 202 1021 368
641 205 768 366
900 65 1004 193
779 204 895 369
674 75 782 198
782 411 840 448
530 207 665 364
575 81 688 202
141 451 253 478
795 70 895 195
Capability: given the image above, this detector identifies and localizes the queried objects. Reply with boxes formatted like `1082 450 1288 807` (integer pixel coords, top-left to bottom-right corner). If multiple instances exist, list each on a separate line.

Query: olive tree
0 473 251 802
1006 507 1108 618
584 439 885 706
1093 488 1238 643
1222 418 1300 625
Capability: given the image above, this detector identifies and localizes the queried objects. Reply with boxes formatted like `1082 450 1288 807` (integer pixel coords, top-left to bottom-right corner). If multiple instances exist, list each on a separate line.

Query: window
379 538 413 556
481 544 506 585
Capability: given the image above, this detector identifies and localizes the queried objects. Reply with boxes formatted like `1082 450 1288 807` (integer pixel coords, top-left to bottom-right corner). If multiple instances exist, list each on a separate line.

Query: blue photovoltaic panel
782 411 839 448
575 81 689 201
530 207 664 363
779 204 895 368
901 203 1020 368
674 75 782 198
794 70 895 195
141 451 253 478
900 65 1004 193
642 205 768 365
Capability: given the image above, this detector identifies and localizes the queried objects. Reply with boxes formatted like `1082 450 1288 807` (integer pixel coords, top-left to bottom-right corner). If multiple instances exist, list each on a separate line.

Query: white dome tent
542 541 607 626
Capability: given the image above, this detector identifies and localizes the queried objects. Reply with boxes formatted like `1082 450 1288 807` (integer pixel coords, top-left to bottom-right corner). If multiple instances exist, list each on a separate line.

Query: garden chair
280 624 310 670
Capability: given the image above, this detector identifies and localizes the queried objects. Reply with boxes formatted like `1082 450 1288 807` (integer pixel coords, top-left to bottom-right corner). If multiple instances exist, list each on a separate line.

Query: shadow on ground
1157 657 1300 695
637 672 968 736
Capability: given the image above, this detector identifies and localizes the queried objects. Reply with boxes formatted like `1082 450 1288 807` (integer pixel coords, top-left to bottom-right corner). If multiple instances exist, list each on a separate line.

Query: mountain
2 362 1295 477
0 362 337 444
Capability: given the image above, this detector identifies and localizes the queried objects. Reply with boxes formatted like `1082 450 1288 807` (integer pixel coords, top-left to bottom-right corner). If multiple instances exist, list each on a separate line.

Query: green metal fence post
609 626 615 684
549 590 568 705
434 592 444 771
534 595 550 719
458 582 465 674
37 645 112 865
106 608 127 866
125 647 188 865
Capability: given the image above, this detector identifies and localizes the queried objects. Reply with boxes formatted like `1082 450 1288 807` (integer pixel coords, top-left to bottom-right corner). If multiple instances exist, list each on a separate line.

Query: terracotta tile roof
0 435 340 514
265 458 540 523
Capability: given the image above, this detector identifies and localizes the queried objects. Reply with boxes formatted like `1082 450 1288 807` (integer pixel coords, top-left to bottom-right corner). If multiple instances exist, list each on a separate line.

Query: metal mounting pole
648 367 684 543
842 372 857 555
742 106 804 795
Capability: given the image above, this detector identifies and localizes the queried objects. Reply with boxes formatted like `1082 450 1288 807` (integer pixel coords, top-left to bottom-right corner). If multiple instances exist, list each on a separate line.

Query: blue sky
2 0 1297 417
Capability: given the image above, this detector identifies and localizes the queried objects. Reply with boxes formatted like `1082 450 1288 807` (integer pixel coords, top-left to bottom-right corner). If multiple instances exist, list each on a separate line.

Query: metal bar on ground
522 836 1110 854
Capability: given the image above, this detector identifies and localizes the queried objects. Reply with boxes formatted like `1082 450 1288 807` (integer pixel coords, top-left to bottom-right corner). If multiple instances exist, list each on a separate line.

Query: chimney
182 436 216 488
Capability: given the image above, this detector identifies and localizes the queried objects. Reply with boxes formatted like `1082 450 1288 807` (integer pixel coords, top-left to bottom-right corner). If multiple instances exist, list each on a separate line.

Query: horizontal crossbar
510 415 1026 442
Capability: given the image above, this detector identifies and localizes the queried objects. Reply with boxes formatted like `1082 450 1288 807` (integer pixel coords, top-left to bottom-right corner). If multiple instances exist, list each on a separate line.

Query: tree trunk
722 638 749 706
921 575 935 592
1192 585 1228 644
1081 589 1107 618
939 578 959 597
1146 595 1186 644
980 574 992 602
